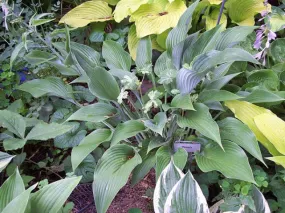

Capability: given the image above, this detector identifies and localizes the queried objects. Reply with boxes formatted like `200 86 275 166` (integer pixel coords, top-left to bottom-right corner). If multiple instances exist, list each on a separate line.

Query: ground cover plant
1 0 285 212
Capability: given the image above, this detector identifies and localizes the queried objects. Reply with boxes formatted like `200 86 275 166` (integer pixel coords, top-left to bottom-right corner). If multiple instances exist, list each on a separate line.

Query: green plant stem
150 72 157 90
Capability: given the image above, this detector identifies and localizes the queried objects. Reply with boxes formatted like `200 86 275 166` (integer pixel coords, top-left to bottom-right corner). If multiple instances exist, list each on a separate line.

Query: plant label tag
174 141 201 153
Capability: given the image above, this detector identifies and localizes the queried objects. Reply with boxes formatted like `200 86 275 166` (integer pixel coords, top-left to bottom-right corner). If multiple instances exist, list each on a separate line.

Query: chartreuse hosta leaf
225 0 269 26
0 110 26 138
164 171 209 213
153 161 184 213
113 0 149 22
225 100 281 156
18 77 74 102
59 1 112 27
218 118 265 165
254 113 285 155
0 152 15 172
268 7 285 32
144 112 167 136
0 168 25 212
177 103 222 149
30 176 81 213
67 103 118 123
266 156 285 168
111 120 145 146
205 9 227 30
93 144 142 213
87 66 120 101
102 40 132 71
196 141 255 183
156 146 188 180
25 122 73 141
131 0 187 38
128 24 140 60
71 129 112 171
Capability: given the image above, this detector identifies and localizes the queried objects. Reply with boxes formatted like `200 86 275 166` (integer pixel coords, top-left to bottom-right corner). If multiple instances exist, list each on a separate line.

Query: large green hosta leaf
0 110 26 138
225 0 268 26
71 129 112 170
87 66 120 101
0 152 15 172
131 0 187 38
196 141 255 183
93 144 142 213
198 89 241 103
59 1 112 27
177 103 222 148
3 138 27 151
18 77 74 102
164 171 209 213
218 118 264 164
102 40 132 71
144 112 167 136
153 161 184 213
0 168 25 212
111 120 145 146
67 103 118 123
30 177 81 213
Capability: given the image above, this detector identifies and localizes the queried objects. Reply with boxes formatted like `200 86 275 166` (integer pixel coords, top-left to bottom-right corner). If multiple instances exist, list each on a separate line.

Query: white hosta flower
143 90 162 113
171 89 180 95
137 64 152 75
121 75 140 90
117 89 128 104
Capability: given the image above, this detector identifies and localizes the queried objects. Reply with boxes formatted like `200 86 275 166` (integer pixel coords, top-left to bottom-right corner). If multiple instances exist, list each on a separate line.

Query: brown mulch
69 171 156 213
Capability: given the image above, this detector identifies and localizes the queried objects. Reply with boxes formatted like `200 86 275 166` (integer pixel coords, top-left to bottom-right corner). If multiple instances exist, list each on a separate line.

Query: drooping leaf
131 0 187 38
144 112 167 136
18 77 74 102
266 156 285 168
242 89 284 103
93 144 142 213
198 89 241 103
156 146 188 180
0 168 25 212
87 66 120 101
0 110 26 138
153 161 184 213
218 117 265 164
196 141 255 183
148 136 169 154
25 122 73 141
111 120 145 146
67 103 118 123
103 40 132 71
177 103 222 148
225 0 269 26
71 129 112 171
2 184 37 213
59 1 112 27
24 50 56 65
225 100 281 156
30 177 81 213
164 171 209 213
30 13 55 27
113 0 149 22
0 152 15 172
254 113 285 155
3 138 27 151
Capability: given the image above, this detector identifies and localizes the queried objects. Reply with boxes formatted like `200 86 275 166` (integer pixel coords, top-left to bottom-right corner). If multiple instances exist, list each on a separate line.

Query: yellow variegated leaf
131 0 187 37
93 0 119 6
59 1 112 27
254 113 285 155
225 0 270 26
128 24 140 60
113 0 149 23
208 0 222 4
205 9 227 30
267 156 285 168
225 100 281 156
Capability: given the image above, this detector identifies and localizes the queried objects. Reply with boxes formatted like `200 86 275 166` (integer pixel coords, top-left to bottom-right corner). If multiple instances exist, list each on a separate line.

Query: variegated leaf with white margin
164 171 209 213
0 152 15 172
153 161 184 213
